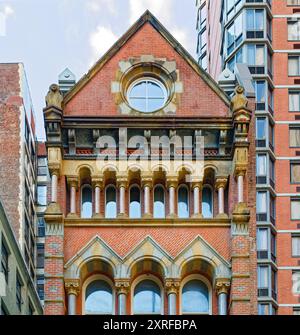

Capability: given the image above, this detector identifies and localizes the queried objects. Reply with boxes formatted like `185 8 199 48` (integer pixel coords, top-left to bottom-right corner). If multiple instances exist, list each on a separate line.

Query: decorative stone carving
115 279 130 295
46 84 64 109
215 278 231 296
231 86 248 113
232 202 250 236
215 177 228 191
65 279 80 296
165 279 181 295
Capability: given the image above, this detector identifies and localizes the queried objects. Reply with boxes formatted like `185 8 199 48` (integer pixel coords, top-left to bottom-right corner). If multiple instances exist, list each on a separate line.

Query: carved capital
67 176 79 189
115 279 130 295
117 174 128 188
215 177 228 190
65 279 80 296
192 181 203 190
215 278 231 296
165 279 181 295
92 176 104 189
141 174 153 189
166 175 178 189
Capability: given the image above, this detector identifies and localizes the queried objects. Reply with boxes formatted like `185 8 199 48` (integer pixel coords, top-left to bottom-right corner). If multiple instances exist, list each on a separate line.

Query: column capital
50 169 60 177
234 165 247 179
92 176 104 189
165 279 181 295
141 173 153 189
166 175 178 189
215 278 231 296
115 279 130 295
67 176 79 189
192 181 203 190
65 279 81 296
215 177 228 190
117 174 128 188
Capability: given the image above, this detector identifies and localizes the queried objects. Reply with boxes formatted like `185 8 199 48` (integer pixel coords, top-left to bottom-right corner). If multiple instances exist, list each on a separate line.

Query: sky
0 0 198 140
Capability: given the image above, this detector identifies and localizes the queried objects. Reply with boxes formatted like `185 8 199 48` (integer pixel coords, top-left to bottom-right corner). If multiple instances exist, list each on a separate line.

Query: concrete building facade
196 0 300 315
43 11 258 315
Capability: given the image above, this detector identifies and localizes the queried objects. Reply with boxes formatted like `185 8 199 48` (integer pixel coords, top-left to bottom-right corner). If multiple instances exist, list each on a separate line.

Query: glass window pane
256 118 266 139
289 57 300 76
290 128 300 147
106 186 117 219
246 10 254 30
37 186 47 206
81 186 92 218
256 46 265 66
257 192 267 213
202 187 213 218
291 163 300 183
256 10 264 31
130 187 141 218
85 280 113 315
148 82 164 98
178 186 189 218
130 82 147 97
154 186 165 219
257 229 268 251
256 81 266 103
289 92 300 111
134 280 161 314
257 155 267 176
182 280 209 314
258 266 269 288
291 200 300 220
292 237 300 256
247 45 255 65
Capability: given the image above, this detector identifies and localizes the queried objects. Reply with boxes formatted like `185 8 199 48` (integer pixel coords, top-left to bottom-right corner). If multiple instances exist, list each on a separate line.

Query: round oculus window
127 78 167 113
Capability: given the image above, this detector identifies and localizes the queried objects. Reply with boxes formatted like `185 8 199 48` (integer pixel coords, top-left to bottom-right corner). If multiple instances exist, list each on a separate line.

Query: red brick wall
64 23 229 118
0 64 22 240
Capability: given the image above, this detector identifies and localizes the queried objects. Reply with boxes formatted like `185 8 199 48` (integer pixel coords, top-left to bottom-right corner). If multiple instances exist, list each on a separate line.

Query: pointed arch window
81 185 93 218
105 185 117 219
154 185 165 219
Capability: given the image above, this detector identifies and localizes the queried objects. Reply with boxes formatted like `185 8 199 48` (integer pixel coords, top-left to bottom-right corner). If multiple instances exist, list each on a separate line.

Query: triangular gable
63 10 230 108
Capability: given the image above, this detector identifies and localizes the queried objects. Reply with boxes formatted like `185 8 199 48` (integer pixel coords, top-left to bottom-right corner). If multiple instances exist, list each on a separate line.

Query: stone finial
231 86 248 112
46 84 64 109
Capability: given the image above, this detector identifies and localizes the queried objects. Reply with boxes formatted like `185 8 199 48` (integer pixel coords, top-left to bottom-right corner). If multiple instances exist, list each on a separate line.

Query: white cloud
0 5 14 36
170 27 191 51
129 0 172 25
87 0 117 15
89 25 117 65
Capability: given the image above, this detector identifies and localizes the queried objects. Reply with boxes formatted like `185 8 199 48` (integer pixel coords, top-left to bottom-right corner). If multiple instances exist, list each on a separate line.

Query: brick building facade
43 11 257 315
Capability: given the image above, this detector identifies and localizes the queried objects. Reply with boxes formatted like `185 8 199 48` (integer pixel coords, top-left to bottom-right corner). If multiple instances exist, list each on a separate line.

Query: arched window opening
129 186 141 218
202 186 213 218
133 279 162 315
182 280 209 314
154 185 165 218
81 185 92 219
105 186 117 219
85 280 113 315
178 185 189 218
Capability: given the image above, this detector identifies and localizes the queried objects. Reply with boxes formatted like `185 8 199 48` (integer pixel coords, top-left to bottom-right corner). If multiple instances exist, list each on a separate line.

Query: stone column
236 171 245 204
67 176 78 217
65 279 80 315
215 279 230 315
51 172 58 203
165 279 180 315
215 177 228 218
192 182 203 218
142 174 153 218
115 280 130 315
166 176 178 218
92 177 103 218
117 175 128 218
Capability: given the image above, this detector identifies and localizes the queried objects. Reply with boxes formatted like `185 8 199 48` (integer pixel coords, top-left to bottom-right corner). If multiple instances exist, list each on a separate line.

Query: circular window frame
126 77 169 114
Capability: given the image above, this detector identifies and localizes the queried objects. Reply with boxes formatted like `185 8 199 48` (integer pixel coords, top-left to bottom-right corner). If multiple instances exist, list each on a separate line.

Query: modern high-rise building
0 63 43 314
43 11 258 315
196 0 300 315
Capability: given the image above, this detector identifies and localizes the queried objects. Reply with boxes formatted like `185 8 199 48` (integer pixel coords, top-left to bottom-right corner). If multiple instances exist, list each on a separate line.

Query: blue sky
0 0 197 139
